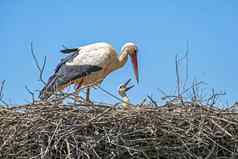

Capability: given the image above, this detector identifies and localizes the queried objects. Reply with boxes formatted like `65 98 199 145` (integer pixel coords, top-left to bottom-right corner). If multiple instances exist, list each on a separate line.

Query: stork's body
39 42 139 100
71 43 118 86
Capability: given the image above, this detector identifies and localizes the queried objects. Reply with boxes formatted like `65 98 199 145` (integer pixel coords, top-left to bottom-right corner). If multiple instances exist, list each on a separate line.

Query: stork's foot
74 96 94 106
74 95 84 102
84 88 94 106
83 99 94 106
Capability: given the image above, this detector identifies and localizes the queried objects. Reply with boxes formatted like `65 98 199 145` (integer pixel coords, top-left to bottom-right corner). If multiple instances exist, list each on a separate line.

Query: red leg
74 79 84 90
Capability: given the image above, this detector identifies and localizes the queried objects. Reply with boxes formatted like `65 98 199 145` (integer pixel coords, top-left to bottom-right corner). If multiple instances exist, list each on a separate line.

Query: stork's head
121 42 139 83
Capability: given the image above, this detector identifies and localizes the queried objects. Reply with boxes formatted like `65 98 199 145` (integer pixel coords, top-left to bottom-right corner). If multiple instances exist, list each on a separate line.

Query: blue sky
0 0 237 105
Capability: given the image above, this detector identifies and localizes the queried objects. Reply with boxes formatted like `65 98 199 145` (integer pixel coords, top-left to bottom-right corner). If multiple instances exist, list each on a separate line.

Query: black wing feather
56 65 102 86
39 51 102 100
55 52 78 72
60 48 79 54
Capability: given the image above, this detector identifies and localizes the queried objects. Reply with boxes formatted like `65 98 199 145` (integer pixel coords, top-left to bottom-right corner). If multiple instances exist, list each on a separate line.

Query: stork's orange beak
130 52 139 83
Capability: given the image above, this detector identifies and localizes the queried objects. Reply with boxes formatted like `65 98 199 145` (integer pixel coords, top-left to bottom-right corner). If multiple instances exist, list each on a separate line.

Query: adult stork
39 42 139 102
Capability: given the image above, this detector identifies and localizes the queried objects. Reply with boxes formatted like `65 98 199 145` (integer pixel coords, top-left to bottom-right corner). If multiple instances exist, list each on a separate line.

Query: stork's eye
134 48 138 53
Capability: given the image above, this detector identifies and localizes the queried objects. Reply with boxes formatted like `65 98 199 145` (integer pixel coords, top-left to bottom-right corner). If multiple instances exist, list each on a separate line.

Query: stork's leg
74 79 84 102
73 85 82 102
86 87 91 103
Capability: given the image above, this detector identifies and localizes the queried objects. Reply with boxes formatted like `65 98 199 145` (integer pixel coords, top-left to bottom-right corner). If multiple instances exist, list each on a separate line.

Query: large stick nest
0 101 238 159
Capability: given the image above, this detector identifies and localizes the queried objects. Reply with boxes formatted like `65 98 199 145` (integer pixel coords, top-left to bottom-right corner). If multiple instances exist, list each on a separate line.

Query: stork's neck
116 48 129 69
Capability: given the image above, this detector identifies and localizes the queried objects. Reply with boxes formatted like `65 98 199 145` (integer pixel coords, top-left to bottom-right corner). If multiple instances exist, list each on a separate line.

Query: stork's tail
39 75 58 100
60 48 78 54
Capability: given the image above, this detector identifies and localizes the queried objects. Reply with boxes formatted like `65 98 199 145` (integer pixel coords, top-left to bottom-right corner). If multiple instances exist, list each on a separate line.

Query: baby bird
118 79 134 109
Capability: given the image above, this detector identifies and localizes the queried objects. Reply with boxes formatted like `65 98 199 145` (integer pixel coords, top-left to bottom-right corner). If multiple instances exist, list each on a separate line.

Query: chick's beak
130 52 139 83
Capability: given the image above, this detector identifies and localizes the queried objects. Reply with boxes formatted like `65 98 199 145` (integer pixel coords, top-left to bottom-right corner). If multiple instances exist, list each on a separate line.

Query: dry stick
111 142 150 159
191 79 200 102
181 81 206 96
0 80 9 107
206 89 226 106
157 88 168 97
211 116 238 125
25 86 35 103
209 118 232 137
42 119 62 158
205 134 234 154
182 41 190 91
30 42 47 85
175 51 189 98
175 54 181 98
96 85 135 107
175 54 187 105
89 107 113 122
179 137 201 159
91 147 102 159
204 143 216 159
158 87 178 101
0 126 17 152
147 95 158 107
0 80 5 98
65 138 71 159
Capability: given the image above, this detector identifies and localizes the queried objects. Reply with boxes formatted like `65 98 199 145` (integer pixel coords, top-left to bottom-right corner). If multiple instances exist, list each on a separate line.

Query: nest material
0 101 238 159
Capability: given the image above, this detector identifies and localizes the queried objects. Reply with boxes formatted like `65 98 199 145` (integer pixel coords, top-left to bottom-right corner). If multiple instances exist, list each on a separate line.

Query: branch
25 85 35 103
147 95 158 107
0 80 5 98
30 42 47 85
182 41 189 91
175 54 181 98
0 80 9 107
206 89 226 106
181 80 207 96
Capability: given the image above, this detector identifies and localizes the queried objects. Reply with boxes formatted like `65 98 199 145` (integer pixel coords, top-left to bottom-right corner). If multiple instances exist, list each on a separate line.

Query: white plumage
66 43 117 86
39 42 139 100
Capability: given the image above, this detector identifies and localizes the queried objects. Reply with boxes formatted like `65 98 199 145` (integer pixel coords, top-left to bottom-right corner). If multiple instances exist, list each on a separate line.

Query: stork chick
118 79 134 109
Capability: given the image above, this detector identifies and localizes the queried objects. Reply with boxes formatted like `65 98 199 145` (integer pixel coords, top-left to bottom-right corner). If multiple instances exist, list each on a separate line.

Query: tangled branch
0 100 238 159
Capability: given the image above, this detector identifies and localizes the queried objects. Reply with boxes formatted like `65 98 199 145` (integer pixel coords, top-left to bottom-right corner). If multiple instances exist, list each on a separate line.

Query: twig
0 80 5 99
89 108 112 122
182 81 206 96
175 54 181 98
0 80 9 107
204 144 216 159
182 41 190 91
96 85 135 107
25 85 35 103
147 95 158 107
30 42 47 85
42 119 62 158
206 89 226 106
209 118 232 137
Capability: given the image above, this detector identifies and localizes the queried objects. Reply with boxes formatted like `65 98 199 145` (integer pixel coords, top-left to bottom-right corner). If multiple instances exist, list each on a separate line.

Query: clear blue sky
0 0 237 105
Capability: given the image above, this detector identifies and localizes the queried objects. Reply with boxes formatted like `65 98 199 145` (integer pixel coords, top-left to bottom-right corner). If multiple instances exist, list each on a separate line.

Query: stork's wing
55 52 79 72
39 52 102 99
39 64 102 100
55 64 102 86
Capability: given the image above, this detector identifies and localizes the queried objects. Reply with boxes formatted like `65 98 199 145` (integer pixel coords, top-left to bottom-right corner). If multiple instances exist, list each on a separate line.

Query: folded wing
39 52 102 100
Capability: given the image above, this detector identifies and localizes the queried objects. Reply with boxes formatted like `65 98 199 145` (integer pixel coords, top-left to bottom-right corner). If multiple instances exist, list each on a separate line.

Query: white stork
39 42 139 101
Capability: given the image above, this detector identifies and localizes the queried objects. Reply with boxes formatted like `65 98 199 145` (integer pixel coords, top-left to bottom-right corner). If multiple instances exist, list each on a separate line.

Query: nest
0 101 238 159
